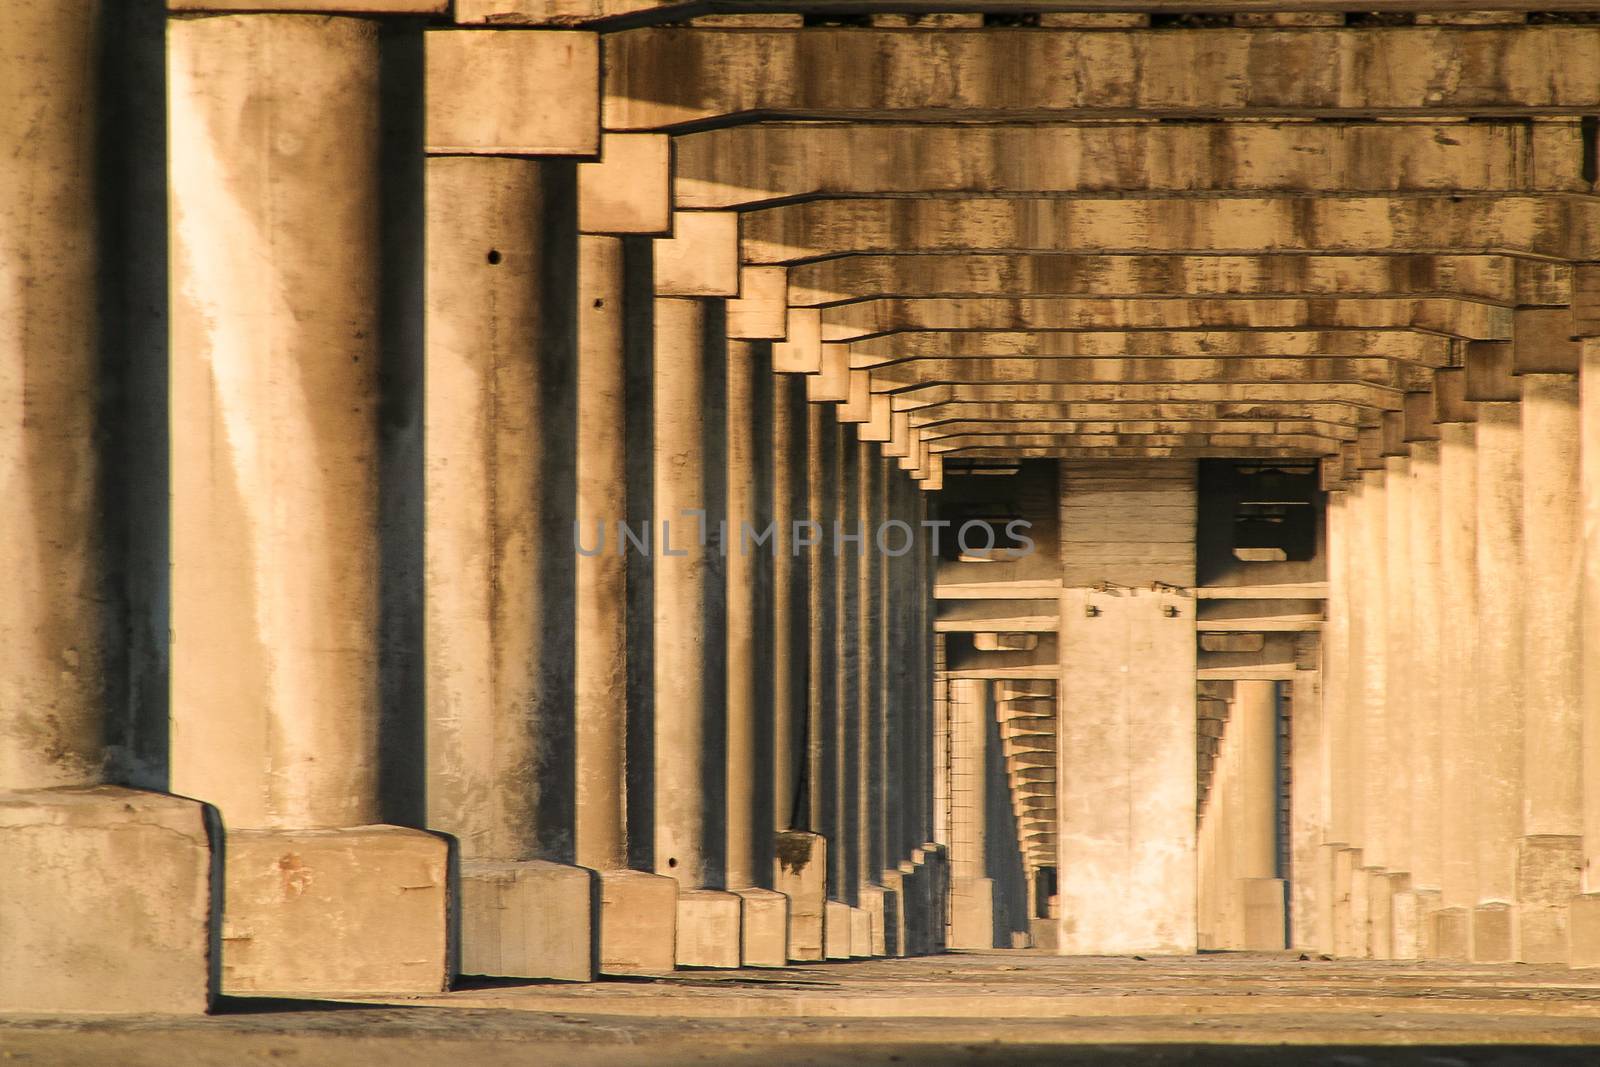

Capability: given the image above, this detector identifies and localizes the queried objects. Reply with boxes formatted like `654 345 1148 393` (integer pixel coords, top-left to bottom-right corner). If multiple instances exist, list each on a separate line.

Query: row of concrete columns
1 8 947 1012
1309 347 1596 964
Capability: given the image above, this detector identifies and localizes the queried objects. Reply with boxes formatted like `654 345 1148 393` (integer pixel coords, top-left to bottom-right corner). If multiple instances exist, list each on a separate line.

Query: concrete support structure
948 678 995 950
168 13 447 996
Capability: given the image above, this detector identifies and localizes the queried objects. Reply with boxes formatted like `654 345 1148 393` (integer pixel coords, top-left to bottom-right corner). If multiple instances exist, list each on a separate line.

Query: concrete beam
426 29 599 156
867 357 1432 391
676 121 1584 209
606 27 1600 128
849 330 1456 367
740 196 1598 263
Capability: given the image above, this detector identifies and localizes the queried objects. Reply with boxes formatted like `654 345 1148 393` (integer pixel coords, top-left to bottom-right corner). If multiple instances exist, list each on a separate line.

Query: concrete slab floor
9 951 1600 1066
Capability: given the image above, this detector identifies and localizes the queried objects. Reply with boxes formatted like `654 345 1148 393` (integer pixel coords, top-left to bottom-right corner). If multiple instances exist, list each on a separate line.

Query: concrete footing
1390 876 1419 960
1471 902 1515 963
1414 889 1443 958
858 884 890 956
1241 877 1287 951
598 869 678 976
222 825 450 995
849 906 874 958
775 831 827 961
879 868 909 956
733 887 789 967
460 860 593 981
1365 870 1393 959
676 888 742 969
0 787 217 1014
1430 906 1472 961
824 900 852 959
1517 835 1581 964
950 876 996 949
898 860 931 955
1566 894 1600 968
1030 916 1060 951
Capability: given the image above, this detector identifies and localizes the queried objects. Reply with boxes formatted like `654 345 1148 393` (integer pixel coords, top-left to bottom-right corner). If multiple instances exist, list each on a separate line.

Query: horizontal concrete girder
675 121 1586 208
605 26 1600 128
910 401 1380 428
787 253 1570 307
865 356 1432 390
931 433 1338 453
819 296 1509 342
848 329 1456 366
890 381 1404 412
921 418 1359 441
949 446 1327 459
740 196 1598 263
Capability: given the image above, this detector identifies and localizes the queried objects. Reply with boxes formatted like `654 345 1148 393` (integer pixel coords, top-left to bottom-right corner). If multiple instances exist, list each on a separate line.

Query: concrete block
598 869 677 976
879 868 909 956
898 860 930 956
950 877 995 950
734 887 788 968
577 133 670 234
824 900 852 959
676 888 741 969
1413 888 1443 958
774 831 826 961
1430 907 1472 961
849 906 874 958
1365 870 1393 960
1566 894 1600 968
1241 878 1287 951
223 825 450 995
654 212 740 297
858 884 889 956
924 844 951 952
459 859 593 981
1390 877 1419 961
425 30 599 156
1030 916 1060 951
1347 863 1370 959
1472 902 1515 963
1331 847 1360 957
0 786 217 1014
1517 836 1580 964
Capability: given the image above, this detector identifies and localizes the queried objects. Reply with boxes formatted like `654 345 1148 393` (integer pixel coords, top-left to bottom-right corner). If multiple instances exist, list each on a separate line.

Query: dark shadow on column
701 299 729 887
623 236 656 871
376 19 427 828
750 342 777 883
838 434 861 906
785 377 813 832
96 0 169 790
985 703 1030 946
534 161 579 864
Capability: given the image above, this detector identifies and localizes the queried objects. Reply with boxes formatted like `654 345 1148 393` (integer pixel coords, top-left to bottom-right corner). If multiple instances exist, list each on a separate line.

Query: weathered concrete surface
221 826 450 996
20 955 1600 1066
774 831 827 962
824 900 853 961
0 787 216 1014
734 888 789 968
459 860 593 982
677 889 742 970
597 869 677 976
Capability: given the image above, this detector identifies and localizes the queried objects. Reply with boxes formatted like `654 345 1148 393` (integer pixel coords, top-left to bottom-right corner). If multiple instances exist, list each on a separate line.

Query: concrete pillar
948 678 995 949
855 446 891 955
1472 398 1524 962
1384 451 1418 959
0 3 216 1014
836 430 862 911
1518 373 1583 962
1435 418 1479 960
726 337 788 966
1356 470 1390 880
1289 666 1327 952
424 157 592 981
1406 440 1445 940
1577 342 1600 965
654 296 740 967
576 235 676 976
168 14 446 995
1319 490 1351 956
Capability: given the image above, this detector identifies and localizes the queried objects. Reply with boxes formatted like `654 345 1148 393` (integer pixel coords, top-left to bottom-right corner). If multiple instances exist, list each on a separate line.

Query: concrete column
1407 440 1446 941
1356 470 1390 879
653 297 741 967
836 429 862 922
0 3 215 1014
1320 490 1352 955
1235 681 1287 950
1518 372 1583 962
576 236 676 976
855 446 890 954
1578 342 1600 963
424 157 592 981
1384 452 1418 958
1435 420 1479 960
725 338 788 966
948 678 995 949
1335 480 1370 958
168 14 446 996
1472 398 1524 962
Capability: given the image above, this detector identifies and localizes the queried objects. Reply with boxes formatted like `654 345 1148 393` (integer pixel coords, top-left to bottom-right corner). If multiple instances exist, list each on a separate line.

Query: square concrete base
1430 906 1471 961
879 868 909 956
733 887 788 967
1413 889 1443 958
898 860 931 956
824 899 852 959
223 824 450 995
1241 877 1287 951
0 786 217 1014
1390 876 1419 961
1365 870 1393 959
1517 835 1581 964
598 869 677 976
1030 916 1060 951
1566 893 1600 968
858 884 890 956
1471 902 1515 963
676 888 741 968
849 905 874 958
774 831 827 961
923 844 951 952
1331 847 1363 958
950 876 995 950
460 859 593 981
